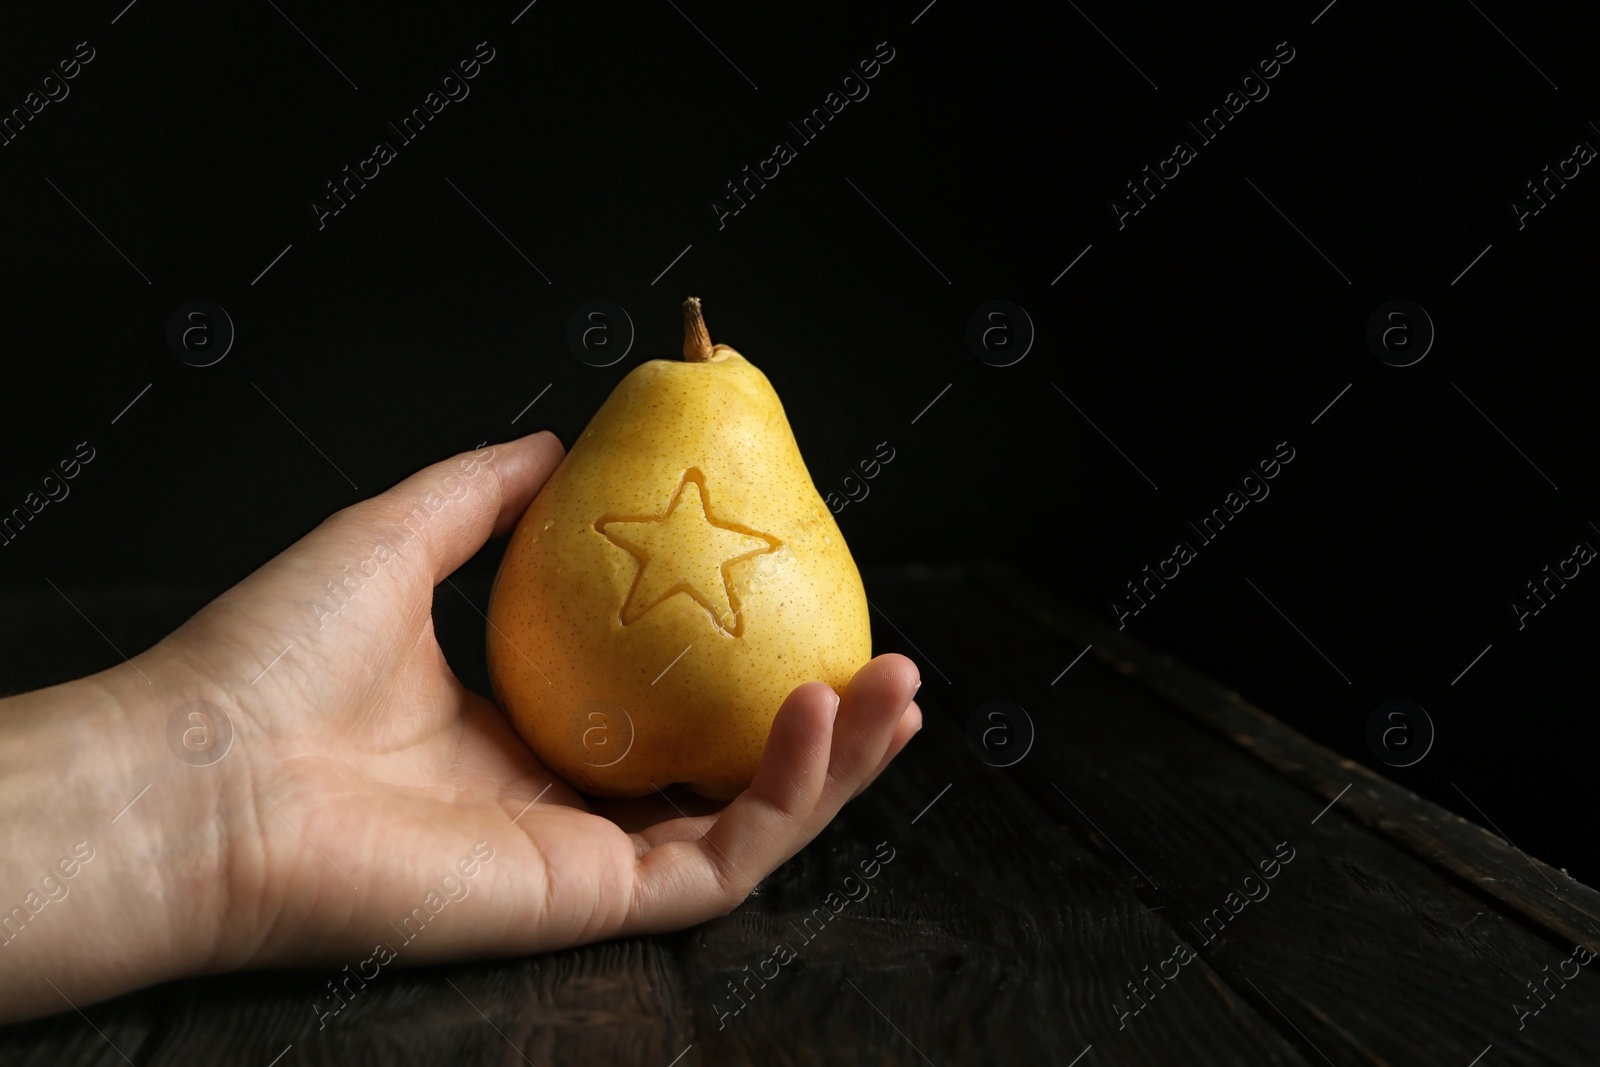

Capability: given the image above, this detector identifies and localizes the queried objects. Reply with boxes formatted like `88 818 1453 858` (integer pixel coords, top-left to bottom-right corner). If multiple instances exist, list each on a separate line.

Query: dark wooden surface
2 564 1597 1065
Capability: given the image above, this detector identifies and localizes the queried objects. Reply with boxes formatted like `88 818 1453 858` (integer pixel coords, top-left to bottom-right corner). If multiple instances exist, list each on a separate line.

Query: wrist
0 650 235 1022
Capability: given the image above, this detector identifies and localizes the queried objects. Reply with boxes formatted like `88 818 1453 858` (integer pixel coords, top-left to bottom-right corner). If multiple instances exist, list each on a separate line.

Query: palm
170 433 920 975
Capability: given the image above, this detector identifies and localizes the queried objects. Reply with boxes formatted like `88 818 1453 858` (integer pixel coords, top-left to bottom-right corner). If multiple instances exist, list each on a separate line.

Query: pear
486 298 872 799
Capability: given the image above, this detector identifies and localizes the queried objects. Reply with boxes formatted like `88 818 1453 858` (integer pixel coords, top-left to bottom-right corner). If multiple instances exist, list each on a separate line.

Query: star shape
597 469 779 637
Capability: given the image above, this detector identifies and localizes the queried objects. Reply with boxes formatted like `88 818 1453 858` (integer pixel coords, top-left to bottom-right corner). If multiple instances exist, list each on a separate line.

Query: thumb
353 431 565 584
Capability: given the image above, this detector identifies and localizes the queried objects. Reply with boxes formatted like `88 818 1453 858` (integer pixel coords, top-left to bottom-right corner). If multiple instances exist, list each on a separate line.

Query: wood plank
0 985 160 1066
867 566 1600 1065
66 940 696 1065
988 563 1600 953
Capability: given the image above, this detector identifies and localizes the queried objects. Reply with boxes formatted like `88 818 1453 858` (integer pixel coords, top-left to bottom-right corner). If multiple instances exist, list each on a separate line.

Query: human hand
0 431 922 1024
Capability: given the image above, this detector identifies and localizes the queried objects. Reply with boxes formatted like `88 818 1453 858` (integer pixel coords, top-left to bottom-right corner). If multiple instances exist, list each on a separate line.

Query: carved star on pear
598 469 779 636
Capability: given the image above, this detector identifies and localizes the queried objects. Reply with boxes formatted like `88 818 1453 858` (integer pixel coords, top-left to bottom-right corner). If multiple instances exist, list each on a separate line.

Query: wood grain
991 565 1600 940
947 564 1600 1065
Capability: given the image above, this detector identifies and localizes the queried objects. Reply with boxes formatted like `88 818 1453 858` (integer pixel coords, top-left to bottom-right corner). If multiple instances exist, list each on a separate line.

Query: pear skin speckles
486 345 871 799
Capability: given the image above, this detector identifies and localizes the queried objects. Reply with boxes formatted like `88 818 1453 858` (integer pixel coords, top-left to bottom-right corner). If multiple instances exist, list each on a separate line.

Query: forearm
0 659 225 1023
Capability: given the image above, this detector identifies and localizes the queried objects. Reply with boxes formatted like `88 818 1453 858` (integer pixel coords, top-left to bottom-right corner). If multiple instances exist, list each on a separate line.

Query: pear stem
682 296 714 362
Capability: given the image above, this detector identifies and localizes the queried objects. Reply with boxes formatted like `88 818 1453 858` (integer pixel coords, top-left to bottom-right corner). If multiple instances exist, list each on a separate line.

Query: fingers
621 658 918 935
851 700 922 800
356 431 565 584
822 655 920 809
481 432 567 539
623 680 838 930
747 681 840 820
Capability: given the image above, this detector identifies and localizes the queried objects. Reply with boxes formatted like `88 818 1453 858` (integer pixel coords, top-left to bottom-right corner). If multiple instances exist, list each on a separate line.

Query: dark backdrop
2 1 1597 879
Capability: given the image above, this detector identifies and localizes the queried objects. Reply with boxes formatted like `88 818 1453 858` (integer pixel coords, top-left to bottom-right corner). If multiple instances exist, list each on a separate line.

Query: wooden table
4 564 1598 1065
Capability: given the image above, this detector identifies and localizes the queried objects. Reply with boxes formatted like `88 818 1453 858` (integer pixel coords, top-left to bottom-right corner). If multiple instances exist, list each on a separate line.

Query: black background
2 0 1596 880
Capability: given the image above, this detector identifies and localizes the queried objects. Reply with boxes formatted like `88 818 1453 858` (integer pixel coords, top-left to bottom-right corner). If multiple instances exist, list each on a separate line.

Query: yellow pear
486 298 872 799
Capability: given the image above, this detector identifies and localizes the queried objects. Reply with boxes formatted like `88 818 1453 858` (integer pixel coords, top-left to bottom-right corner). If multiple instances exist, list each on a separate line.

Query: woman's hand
0 431 922 1024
